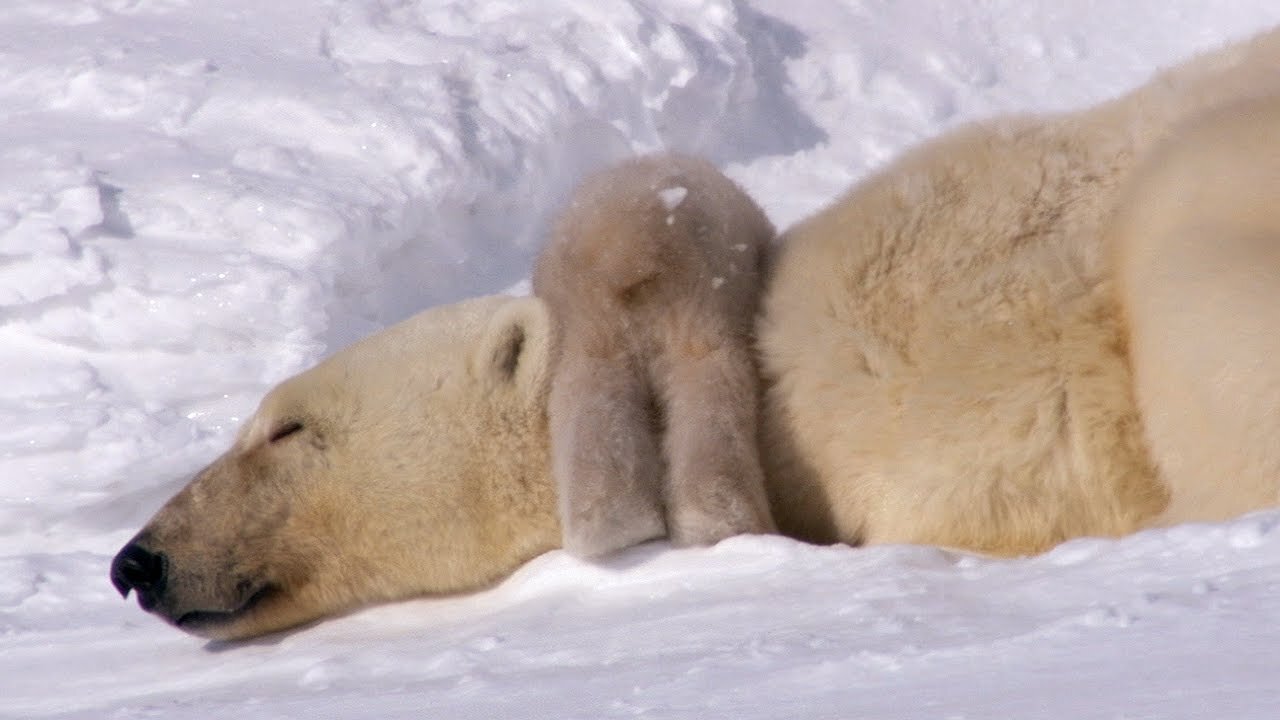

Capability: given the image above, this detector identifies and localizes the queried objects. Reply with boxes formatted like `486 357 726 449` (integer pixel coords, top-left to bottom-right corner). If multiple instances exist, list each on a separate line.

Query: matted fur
533 153 777 557
113 28 1280 640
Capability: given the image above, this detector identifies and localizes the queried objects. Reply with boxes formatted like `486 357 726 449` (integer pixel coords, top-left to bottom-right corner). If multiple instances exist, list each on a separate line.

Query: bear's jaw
168 583 281 638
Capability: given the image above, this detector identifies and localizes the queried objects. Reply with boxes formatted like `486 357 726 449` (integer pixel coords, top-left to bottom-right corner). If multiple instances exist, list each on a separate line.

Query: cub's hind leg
547 350 667 557
657 325 776 546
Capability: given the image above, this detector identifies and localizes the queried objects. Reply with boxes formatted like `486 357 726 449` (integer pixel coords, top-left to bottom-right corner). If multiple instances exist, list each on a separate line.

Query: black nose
110 543 168 609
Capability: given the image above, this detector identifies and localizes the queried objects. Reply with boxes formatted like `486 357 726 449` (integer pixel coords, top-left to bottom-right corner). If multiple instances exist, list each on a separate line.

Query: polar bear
112 27 1280 640
111 296 563 639
533 153 776 557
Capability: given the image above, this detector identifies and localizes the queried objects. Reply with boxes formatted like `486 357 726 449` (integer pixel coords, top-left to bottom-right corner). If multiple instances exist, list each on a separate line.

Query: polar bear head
110 296 561 640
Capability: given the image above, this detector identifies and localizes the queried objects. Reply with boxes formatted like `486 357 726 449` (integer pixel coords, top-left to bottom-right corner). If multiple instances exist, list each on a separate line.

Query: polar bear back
758 28 1280 555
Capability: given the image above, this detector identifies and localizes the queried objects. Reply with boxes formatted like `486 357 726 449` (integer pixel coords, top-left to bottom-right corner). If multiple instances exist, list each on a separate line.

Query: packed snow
4 1 1280 718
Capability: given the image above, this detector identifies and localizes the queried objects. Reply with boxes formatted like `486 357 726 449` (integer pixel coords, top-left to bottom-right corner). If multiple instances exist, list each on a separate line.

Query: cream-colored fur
113 296 561 640
759 27 1280 555
113 28 1280 640
1113 95 1280 526
533 153 776 557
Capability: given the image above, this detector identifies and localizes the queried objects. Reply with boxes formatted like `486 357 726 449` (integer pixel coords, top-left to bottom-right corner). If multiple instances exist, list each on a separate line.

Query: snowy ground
4 1 1280 718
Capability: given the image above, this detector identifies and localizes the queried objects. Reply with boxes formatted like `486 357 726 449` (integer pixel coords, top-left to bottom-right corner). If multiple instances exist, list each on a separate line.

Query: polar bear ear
472 296 551 401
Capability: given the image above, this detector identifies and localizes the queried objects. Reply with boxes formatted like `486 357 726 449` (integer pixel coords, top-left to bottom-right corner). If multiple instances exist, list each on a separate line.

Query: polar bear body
761 28 1280 554
112 28 1280 639
761 115 1160 555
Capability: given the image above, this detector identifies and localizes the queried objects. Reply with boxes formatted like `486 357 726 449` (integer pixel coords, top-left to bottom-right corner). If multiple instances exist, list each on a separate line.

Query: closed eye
269 421 304 444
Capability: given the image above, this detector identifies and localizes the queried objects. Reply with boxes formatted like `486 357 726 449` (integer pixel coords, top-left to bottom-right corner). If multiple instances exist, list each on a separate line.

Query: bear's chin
165 584 284 640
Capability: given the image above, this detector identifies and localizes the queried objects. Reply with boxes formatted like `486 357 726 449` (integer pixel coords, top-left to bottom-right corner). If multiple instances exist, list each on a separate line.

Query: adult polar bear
112 29 1280 640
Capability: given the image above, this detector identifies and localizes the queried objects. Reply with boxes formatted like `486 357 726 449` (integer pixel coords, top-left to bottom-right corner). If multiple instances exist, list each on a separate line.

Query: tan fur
1112 95 1280 526
117 296 561 639
759 27 1280 555
533 153 776 557
114 28 1280 640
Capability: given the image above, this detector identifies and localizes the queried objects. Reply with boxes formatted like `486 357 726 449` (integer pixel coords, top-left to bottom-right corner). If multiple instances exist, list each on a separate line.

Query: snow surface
4 1 1280 718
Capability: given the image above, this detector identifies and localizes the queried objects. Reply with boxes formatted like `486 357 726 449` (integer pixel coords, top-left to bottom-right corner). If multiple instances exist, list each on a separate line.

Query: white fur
759 27 1280 554
1114 95 1280 525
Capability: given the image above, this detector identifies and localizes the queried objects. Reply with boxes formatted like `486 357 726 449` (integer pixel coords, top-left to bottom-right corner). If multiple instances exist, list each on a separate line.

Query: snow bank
0 0 821 552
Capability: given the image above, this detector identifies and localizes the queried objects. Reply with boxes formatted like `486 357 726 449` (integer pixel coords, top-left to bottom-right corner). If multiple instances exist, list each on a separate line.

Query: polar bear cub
534 153 777 557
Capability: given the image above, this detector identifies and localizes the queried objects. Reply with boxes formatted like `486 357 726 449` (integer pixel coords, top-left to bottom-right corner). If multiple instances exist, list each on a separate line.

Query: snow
3 1 1280 718
658 185 688 211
